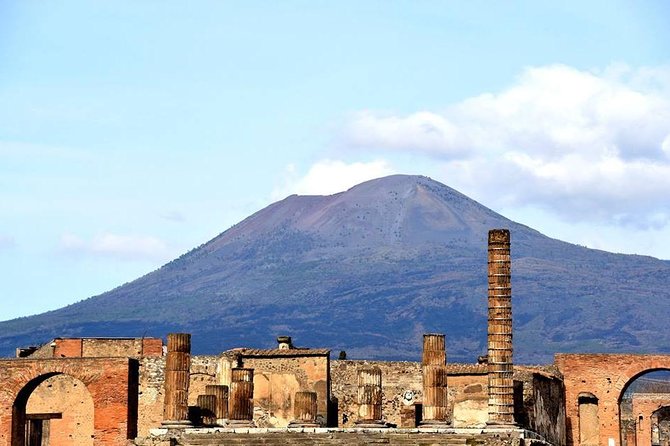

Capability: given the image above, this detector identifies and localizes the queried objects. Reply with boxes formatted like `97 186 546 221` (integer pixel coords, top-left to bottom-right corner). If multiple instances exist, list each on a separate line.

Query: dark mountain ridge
1 174 668 363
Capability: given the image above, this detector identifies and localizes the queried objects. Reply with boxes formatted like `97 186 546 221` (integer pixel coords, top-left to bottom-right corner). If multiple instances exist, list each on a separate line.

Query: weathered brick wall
82 338 163 357
555 353 670 446
53 339 83 357
27 337 163 359
0 357 134 446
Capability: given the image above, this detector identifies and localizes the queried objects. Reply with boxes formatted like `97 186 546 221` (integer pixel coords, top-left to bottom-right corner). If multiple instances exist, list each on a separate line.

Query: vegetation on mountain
1 175 668 363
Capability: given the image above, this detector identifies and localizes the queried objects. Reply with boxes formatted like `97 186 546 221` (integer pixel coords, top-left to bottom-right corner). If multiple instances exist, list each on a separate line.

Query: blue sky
1 1 669 321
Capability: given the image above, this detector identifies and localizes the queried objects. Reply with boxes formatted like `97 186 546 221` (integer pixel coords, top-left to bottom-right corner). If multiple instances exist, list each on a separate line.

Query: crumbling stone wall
234 352 330 427
527 373 566 446
556 353 670 446
188 355 219 407
330 360 490 428
138 356 166 436
331 359 423 427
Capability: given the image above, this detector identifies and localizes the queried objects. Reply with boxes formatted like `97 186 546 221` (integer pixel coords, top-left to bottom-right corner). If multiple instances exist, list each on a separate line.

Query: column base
161 420 193 429
355 420 388 428
419 420 450 428
227 419 256 428
288 420 321 428
486 420 518 427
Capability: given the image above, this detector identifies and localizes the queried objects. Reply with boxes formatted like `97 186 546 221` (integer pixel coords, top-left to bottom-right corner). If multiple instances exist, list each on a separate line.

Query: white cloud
342 64 670 227
272 159 396 199
59 232 173 262
159 210 186 223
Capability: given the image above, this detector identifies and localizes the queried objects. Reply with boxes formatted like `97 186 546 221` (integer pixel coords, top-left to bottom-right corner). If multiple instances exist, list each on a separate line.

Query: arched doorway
619 370 670 446
12 373 94 446
578 392 599 446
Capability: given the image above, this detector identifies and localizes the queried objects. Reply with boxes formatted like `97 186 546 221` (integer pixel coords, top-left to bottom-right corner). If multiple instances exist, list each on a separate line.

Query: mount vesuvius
1 175 669 363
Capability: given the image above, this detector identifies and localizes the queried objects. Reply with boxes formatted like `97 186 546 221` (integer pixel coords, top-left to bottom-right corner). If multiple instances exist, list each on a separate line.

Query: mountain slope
1 175 669 363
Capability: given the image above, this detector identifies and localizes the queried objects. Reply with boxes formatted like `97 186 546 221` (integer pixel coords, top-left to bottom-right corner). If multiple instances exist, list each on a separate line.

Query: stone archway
557 354 670 446
0 357 138 446
21 373 95 446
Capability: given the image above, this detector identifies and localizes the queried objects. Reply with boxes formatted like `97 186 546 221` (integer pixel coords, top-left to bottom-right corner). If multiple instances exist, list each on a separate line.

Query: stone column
162 333 192 427
197 394 217 426
228 368 255 427
487 229 515 425
288 391 319 427
218 356 233 387
205 384 229 426
421 333 449 426
355 367 386 427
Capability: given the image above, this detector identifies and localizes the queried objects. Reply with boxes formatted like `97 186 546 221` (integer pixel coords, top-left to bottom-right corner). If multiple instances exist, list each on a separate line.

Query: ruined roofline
51 336 161 340
221 347 331 358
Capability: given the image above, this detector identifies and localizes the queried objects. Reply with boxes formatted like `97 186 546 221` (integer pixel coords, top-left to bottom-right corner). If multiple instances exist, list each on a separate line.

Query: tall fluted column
421 334 449 426
205 384 229 426
288 391 319 427
487 229 515 425
228 368 255 426
355 367 386 427
162 333 192 427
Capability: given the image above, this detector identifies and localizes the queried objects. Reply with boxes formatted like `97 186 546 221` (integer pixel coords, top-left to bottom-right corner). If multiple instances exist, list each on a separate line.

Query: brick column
487 229 515 425
288 391 319 427
205 384 229 426
197 394 217 426
228 368 255 427
162 333 192 427
355 367 386 427
421 333 449 426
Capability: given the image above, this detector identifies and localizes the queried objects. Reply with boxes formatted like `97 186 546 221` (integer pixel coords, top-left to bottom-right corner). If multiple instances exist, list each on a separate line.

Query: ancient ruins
1 229 667 446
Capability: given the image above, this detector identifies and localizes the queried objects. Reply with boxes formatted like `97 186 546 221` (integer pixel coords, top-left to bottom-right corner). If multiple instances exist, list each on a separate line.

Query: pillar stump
228 367 255 427
355 367 386 427
205 384 229 426
288 391 319 427
487 229 516 425
162 333 193 428
197 394 217 426
420 333 449 427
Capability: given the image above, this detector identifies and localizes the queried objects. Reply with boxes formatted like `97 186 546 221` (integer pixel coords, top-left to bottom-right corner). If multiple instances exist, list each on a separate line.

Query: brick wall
26 337 163 359
53 339 83 358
